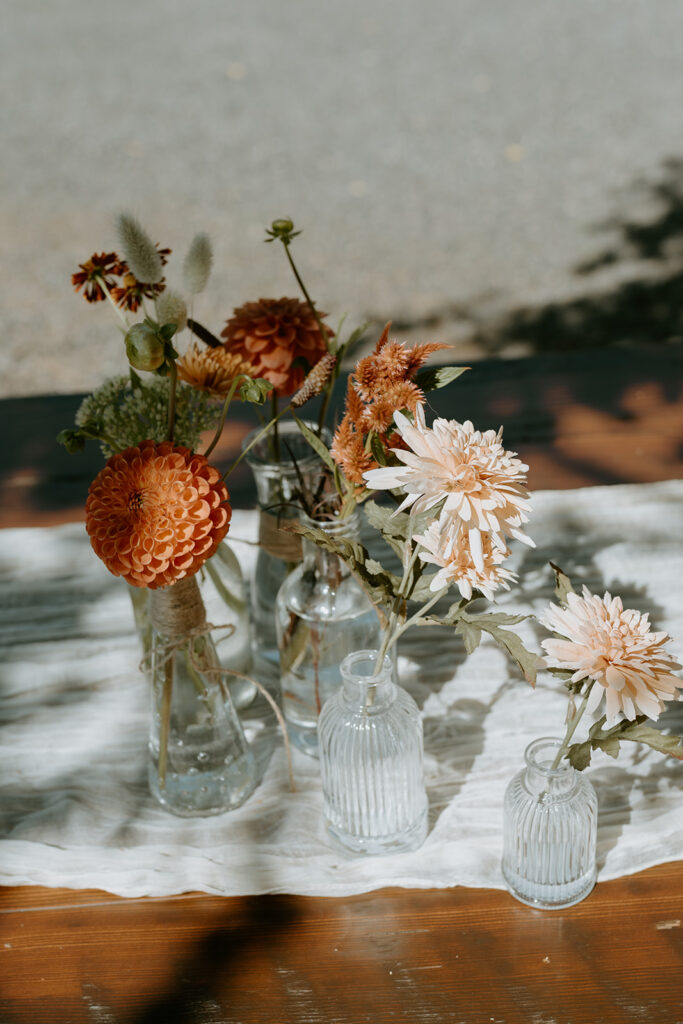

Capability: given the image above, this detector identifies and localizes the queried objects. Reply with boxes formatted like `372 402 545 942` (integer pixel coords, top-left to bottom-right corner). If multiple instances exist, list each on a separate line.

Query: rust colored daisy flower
177 344 258 397
85 440 231 589
221 297 333 397
112 270 166 312
72 252 124 303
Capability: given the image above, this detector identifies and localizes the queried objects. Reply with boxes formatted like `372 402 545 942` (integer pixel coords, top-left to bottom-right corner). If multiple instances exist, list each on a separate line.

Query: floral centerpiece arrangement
62 214 344 815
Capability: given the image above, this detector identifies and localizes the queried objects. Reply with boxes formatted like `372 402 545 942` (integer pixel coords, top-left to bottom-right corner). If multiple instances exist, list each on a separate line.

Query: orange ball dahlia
85 441 231 589
221 297 332 397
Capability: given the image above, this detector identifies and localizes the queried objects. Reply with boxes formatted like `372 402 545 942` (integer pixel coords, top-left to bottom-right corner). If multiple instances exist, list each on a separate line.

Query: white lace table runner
0 481 681 898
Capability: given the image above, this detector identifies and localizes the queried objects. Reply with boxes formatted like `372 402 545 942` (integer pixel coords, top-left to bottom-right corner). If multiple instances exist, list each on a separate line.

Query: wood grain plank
1 865 681 1023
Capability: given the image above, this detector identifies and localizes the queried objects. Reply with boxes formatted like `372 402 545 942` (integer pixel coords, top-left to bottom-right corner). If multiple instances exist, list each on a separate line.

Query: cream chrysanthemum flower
414 514 517 599
541 587 682 724
363 405 533 568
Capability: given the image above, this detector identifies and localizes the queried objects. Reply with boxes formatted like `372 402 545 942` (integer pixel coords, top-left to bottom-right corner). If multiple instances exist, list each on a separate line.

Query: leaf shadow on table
133 895 302 1024
590 700 683 869
422 681 511 831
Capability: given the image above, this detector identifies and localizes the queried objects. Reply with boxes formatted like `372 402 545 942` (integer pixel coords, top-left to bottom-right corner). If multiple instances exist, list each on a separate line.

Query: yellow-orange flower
221 297 332 397
177 344 258 397
85 441 231 589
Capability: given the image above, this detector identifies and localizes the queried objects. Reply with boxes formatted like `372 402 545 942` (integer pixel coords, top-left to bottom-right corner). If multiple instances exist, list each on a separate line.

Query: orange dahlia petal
85 442 231 589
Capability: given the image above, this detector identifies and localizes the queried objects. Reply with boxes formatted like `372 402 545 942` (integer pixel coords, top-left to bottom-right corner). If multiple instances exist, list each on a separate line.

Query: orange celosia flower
330 323 448 486
85 441 231 589
177 344 258 397
221 297 332 397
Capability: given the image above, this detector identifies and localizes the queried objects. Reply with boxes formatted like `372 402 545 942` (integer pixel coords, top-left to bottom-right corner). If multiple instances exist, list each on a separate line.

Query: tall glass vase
502 737 598 909
148 574 258 817
318 650 428 855
243 420 329 684
275 511 382 757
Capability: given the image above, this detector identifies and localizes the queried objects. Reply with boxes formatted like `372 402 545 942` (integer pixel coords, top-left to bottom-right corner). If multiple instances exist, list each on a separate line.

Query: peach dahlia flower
414 514 517 599
363 405 533 567
85 441 231 589
541 587 682 724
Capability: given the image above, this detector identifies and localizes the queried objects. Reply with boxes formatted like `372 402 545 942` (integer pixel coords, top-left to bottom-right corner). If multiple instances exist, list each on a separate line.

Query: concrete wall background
3 0 683 397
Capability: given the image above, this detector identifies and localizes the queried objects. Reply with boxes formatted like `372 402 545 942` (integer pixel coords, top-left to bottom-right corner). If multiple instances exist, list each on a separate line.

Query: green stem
374 529 422 671
389 587 449 648
203 377 240 458
270 391 281 462
281 241 332 436
551 684 594 770
204 558 244 616
98 276 129 329
157 655 174 789
166 359 178 443
223 400 292 480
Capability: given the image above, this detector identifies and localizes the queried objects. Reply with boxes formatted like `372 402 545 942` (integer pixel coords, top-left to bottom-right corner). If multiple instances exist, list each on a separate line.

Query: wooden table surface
1 348 682 1024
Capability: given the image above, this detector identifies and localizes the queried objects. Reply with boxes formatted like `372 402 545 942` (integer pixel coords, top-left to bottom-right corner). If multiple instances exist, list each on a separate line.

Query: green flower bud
271 218 294 235
125 322 166 372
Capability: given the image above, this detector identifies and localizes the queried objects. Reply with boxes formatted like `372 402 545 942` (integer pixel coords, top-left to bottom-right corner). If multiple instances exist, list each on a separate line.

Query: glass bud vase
502 737 598 909
244 420 329 682
275 511 382 757
129 541 255 710
318 650 429 855
148 574 258 817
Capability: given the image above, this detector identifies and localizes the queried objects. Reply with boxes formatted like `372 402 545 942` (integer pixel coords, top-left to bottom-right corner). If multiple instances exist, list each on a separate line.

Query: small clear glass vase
129 540 255 709
148 575 258 817
244 420 329 682
318 649 428 855
275 511 382 757
502 737 598 909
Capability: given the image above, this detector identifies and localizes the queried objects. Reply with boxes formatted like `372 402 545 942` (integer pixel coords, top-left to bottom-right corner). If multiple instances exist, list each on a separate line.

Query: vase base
502 866 597 910
325 806 428 856
149 756 258 817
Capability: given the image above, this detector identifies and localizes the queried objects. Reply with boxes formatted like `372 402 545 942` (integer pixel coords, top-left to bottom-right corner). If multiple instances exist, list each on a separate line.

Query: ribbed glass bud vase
275 511 382 757
502 737 598 909
244 421 330 684
148 575 258 817
318 650 428 855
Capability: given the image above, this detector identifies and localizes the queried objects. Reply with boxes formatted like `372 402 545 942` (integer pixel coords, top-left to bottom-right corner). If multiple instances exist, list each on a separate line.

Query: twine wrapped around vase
147 573 296 792
258 510 303 562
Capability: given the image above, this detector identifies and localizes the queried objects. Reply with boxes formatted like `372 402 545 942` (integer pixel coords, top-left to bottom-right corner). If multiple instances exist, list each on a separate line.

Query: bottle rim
340 649 392 684
524 736 573 777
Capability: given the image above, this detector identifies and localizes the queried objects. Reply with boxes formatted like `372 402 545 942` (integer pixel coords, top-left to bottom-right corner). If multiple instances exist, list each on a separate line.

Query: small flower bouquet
62 214 347 814
501 563 682 909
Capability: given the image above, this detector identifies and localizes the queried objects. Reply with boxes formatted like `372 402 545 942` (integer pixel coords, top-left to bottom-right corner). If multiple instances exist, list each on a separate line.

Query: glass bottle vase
318 649 429 855
244 420 330 684
148 574 258 817
275 511 382 757
129 540 255 710
502 737 598 909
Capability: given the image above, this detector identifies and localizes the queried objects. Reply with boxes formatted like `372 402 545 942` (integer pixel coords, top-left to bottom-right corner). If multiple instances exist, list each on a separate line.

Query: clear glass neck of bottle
340 649 395 711
243 420 331 509
301 508 360 580
524 737 577 797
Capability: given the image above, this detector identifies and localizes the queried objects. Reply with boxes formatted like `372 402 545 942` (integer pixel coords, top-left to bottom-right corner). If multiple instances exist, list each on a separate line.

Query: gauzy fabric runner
0 481 681 898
